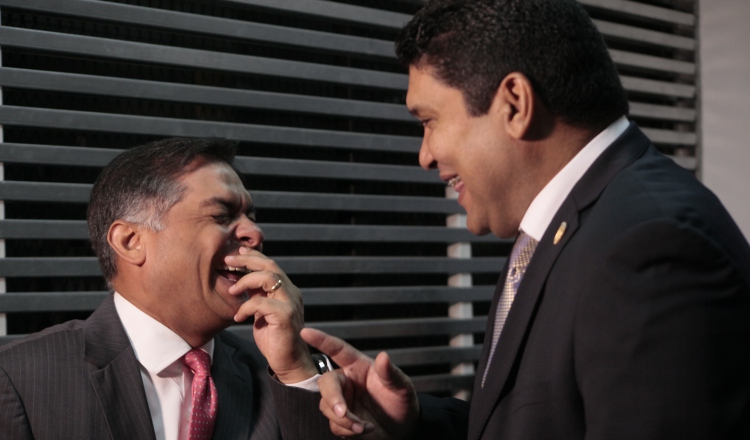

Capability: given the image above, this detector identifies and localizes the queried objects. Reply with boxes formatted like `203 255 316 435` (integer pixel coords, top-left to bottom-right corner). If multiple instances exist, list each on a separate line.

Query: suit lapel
468 124 651 440
84 295 157 440
211 334 255 440
468 206 581 440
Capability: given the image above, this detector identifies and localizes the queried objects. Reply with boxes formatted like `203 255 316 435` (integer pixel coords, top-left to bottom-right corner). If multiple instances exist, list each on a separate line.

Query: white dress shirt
520 116 630 241
113 293 320 440
114 292 203 440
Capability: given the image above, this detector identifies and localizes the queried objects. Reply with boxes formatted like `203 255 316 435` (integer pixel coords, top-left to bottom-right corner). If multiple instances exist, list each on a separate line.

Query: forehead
406 65 468 115
179 161 250 204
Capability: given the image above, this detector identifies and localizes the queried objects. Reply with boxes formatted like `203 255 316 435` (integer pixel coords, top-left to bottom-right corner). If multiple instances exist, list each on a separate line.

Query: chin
209 288 245 315
223 292 247 310
466 222 491 237
489 224 522 239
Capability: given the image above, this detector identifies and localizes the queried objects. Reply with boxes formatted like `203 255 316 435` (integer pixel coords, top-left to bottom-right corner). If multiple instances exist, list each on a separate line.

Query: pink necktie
183 349 218 440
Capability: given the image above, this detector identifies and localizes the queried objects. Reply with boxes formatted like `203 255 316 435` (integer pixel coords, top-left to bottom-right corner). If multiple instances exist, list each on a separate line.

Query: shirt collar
113 292 214 375
520 116 630 241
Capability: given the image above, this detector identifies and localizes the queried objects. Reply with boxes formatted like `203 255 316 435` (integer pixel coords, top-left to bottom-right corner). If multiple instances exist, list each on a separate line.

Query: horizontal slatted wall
0 0 697 397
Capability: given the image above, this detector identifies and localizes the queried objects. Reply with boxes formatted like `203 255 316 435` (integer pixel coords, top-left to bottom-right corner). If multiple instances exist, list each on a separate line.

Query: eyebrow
202 196 255 217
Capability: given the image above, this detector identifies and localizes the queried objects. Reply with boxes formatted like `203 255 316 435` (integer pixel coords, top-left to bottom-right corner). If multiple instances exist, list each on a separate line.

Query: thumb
373 351 413 392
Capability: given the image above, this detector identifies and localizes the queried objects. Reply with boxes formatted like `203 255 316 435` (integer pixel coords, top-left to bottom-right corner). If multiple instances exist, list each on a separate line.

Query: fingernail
352 423 364 434
239 246 250 254
364 422 375 432
334 403 346 418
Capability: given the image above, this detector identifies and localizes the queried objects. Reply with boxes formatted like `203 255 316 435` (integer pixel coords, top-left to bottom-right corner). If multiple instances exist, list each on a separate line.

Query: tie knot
509 231 538 271
184 349 212 378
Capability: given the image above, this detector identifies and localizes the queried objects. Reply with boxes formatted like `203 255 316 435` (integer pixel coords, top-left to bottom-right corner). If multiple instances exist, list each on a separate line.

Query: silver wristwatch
311 353 334 374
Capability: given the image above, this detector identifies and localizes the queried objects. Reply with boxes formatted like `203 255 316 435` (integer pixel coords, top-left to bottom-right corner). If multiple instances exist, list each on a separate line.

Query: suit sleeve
575 220 750 439
413 393 469 440
268 375 470 440
267 376 340 440
0 366 34 440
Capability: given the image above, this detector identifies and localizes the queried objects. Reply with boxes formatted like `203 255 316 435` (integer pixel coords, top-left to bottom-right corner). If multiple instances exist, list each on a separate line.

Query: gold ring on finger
267 278 283 294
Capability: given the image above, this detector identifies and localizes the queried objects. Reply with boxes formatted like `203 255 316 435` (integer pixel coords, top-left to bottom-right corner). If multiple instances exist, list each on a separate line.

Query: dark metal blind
0 0 697 397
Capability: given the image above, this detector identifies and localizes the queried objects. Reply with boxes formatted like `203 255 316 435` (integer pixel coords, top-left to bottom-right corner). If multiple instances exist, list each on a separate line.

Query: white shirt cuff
283 373 321 392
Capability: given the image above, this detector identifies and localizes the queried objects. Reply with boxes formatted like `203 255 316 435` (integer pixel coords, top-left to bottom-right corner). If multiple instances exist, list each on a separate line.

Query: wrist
273 356 319 384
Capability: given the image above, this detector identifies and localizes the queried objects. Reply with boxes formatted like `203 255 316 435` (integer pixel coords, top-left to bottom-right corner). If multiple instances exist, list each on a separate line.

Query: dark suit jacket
415 124 750 440
0 294 336 440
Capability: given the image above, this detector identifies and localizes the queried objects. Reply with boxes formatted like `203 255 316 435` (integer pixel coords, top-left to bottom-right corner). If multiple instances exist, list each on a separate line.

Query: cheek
169 234 216 268
463 164 495 199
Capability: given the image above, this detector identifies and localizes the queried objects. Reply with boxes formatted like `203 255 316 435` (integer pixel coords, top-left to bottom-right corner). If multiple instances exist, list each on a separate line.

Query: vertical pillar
0 15 7 336
446 186 473 401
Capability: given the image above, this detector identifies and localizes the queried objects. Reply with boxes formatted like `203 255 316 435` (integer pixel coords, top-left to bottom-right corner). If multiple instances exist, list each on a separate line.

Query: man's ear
107 220 146 267
492 72 538 141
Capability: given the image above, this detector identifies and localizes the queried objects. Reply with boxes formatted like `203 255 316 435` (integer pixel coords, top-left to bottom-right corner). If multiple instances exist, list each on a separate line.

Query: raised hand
228 246 317 384
301 327 420 439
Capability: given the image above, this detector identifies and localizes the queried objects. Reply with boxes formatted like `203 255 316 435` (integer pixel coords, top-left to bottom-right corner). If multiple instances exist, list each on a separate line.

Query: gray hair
87 138 238 286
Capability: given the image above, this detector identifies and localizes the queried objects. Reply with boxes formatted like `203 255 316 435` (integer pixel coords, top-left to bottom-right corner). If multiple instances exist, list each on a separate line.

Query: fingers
301 328 369 369
230 270 304 327
374 352 413 393
234 293 283 323
225 249 301 305
226 246 285 275
233 278 304 326
227 269 285 299
237 287 317 383
317 371 374 436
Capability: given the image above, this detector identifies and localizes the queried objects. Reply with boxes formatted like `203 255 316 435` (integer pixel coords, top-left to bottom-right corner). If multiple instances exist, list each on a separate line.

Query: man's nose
236 216 265 251
418 139 437 170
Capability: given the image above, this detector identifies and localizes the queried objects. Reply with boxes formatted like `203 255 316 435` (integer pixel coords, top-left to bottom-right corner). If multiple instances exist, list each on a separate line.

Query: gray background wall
700 0 750 240
0 0 707 398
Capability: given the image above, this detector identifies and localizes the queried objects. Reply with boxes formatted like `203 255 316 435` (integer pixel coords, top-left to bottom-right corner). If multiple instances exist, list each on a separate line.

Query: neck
510 121 603 229
533 120 602 183
114 284 224 348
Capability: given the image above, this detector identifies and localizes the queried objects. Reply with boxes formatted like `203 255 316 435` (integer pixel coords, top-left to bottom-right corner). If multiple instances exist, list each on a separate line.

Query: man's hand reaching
301 327 420 439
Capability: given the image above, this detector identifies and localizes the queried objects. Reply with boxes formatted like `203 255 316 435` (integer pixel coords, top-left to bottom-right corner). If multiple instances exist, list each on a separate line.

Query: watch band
311 353 334 374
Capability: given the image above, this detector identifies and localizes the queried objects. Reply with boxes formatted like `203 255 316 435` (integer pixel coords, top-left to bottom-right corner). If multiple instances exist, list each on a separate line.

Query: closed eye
214 210 256 225
212 213 233 225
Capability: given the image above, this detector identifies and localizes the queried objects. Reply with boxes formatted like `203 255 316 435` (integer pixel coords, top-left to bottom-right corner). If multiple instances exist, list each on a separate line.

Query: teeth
220 265 251 274
447 176 462 188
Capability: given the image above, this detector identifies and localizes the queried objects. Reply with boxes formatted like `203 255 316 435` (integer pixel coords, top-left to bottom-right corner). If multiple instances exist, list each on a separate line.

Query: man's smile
447 175 462 190
217 265 251 283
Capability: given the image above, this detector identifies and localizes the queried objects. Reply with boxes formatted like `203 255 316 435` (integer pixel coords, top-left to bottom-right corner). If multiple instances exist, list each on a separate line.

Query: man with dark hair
302 0 750 439
0 138 337 440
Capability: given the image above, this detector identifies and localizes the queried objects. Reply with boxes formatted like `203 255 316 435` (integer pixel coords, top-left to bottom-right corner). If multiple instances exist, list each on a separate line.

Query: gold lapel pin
553 221 567 245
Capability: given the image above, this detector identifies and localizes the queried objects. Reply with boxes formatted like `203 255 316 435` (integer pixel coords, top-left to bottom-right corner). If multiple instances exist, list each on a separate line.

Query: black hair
395 0 629 128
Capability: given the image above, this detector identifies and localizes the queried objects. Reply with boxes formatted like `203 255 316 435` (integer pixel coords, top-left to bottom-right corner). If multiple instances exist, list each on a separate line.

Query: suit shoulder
606 149 717 217
0 320 85 363
592 148 748 256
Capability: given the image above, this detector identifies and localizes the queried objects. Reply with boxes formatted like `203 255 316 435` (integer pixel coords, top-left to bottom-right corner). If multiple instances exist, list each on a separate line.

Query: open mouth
217 265 251 283
447 176 462 189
